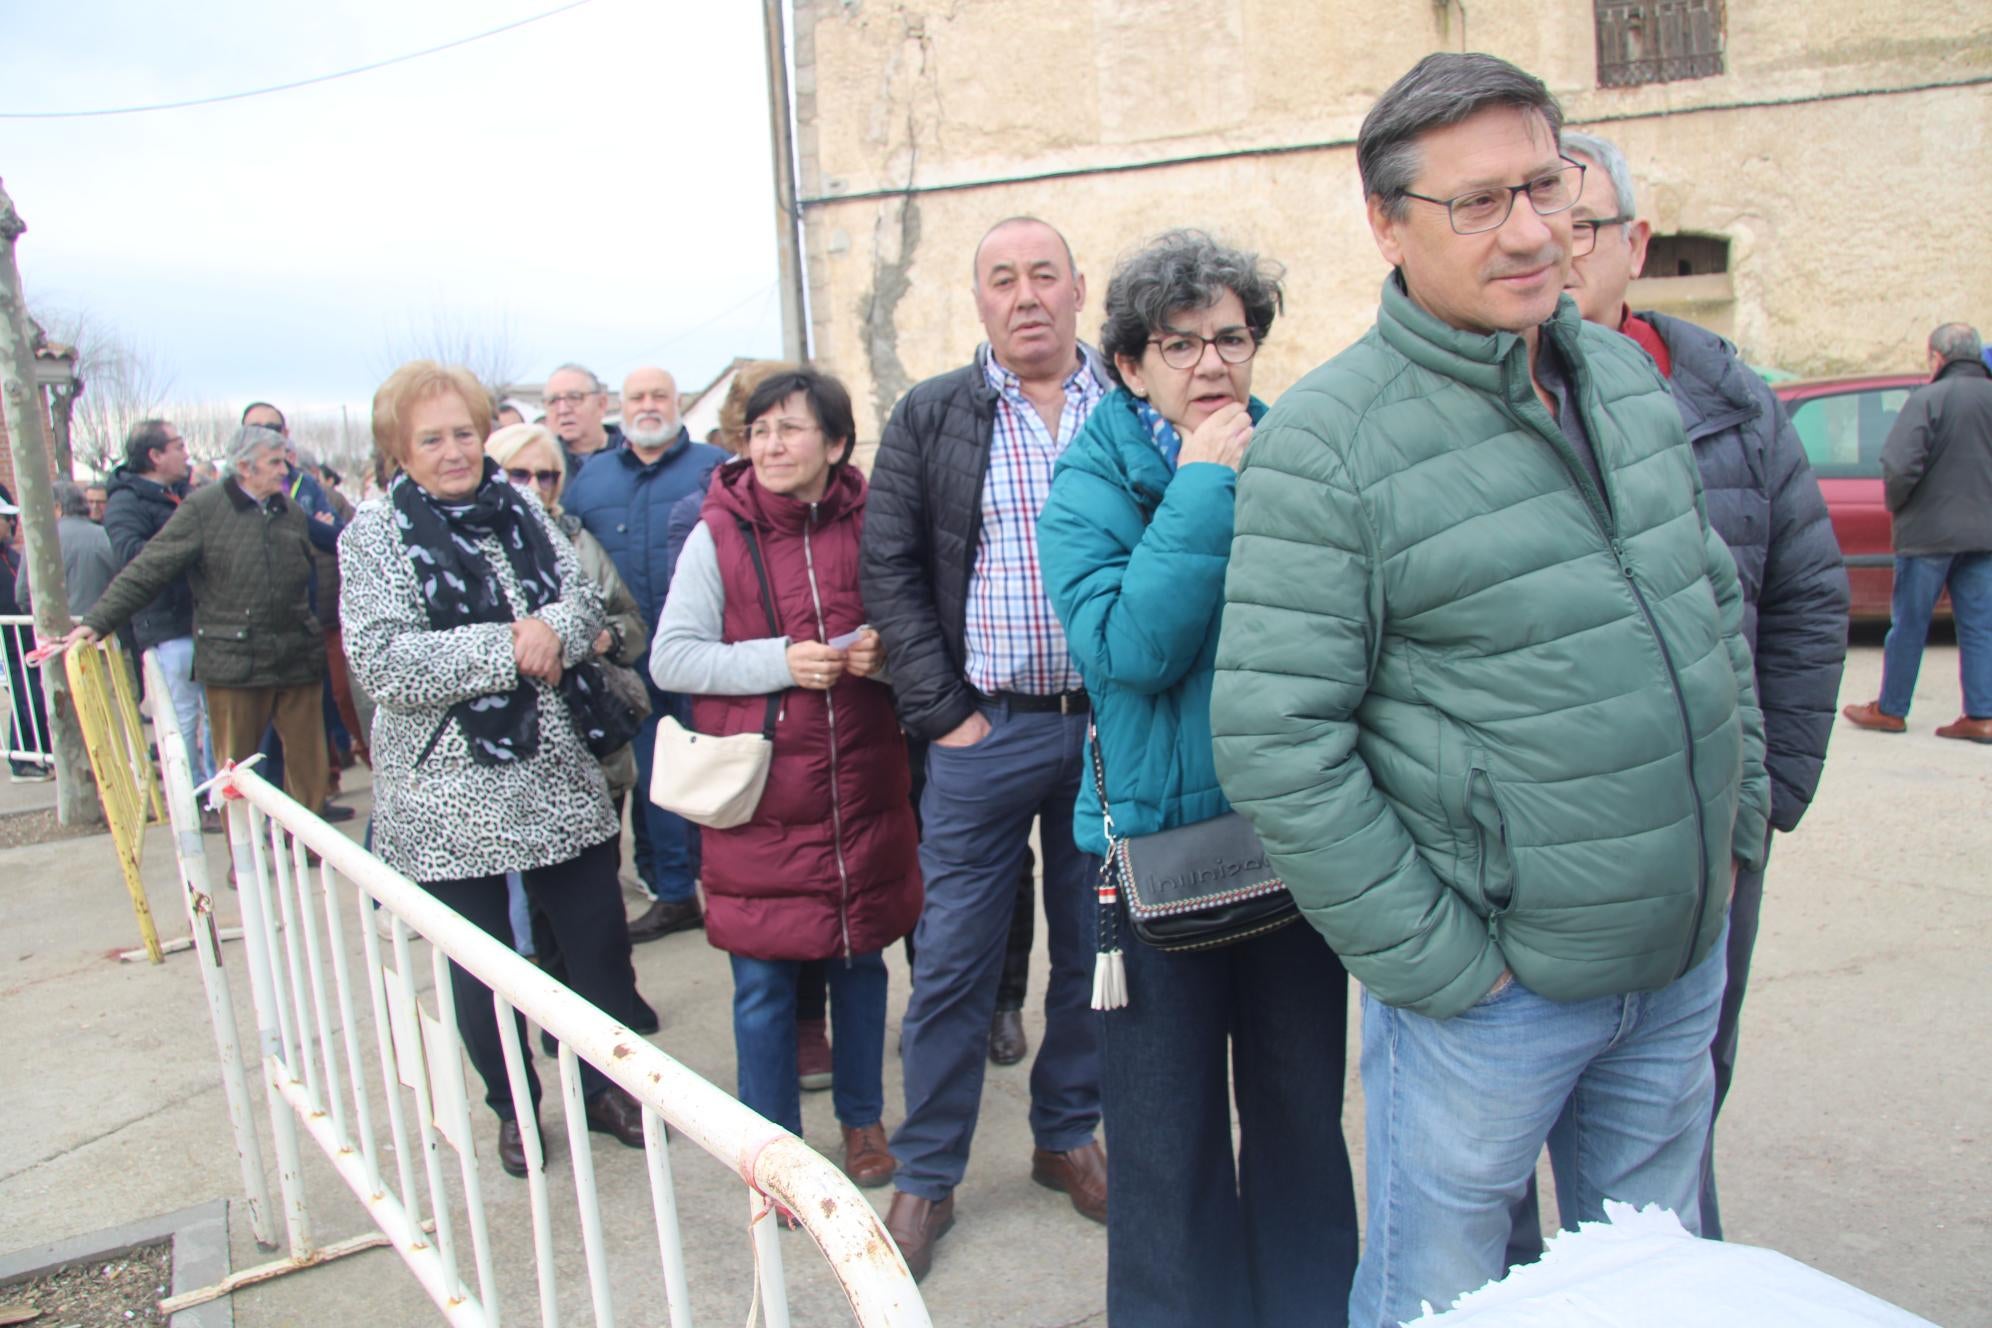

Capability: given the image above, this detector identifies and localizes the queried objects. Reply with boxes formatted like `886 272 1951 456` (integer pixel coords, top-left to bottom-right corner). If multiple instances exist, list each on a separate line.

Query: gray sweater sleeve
649 521 794 696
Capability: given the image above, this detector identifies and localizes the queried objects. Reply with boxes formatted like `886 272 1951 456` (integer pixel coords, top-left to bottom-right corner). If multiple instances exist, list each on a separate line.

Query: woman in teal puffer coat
1037 230 1357 1327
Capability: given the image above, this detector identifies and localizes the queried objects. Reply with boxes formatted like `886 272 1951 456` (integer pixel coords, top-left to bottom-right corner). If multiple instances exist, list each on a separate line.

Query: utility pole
762 0 809 362
0 178 98 825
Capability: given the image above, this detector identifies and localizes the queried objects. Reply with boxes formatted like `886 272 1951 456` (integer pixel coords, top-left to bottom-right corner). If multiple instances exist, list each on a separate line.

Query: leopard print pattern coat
338 488 619 883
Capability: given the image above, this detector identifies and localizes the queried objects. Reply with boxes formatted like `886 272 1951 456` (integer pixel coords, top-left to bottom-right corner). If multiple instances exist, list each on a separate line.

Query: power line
0 0 592 120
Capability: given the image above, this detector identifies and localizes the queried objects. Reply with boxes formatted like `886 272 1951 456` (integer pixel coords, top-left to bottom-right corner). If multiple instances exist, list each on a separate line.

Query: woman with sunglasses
1037 230 1358 1326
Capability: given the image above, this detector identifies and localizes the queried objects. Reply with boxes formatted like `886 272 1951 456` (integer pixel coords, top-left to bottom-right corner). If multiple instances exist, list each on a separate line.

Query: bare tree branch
378 308 521 401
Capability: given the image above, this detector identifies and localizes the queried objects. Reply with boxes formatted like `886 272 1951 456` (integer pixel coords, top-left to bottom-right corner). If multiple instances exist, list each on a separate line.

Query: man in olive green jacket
69 425 329 816
1210 55 1768 1328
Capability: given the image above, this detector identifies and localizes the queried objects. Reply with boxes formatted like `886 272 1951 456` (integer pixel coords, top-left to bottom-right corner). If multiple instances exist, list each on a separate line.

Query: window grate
1595 0 1725 88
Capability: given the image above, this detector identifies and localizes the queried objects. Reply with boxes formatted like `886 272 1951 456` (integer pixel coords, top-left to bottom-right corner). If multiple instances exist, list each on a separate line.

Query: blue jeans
1350 924 1728 1328
890 703 1102 1200
730 950 888 1135
1879 551 1992 719
1104 914 1358 1327
628 686 696 903
504 871 534 957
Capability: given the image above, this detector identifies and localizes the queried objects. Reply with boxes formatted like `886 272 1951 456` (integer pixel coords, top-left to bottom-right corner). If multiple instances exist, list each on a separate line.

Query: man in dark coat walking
1842 322 1992 743
1555 129 1850 1243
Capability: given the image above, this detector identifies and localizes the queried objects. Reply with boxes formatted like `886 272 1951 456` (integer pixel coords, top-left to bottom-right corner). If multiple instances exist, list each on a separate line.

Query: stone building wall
792 0 1992 451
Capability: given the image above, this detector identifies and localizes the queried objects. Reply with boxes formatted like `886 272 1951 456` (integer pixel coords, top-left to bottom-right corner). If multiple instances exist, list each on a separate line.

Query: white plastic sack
1409 1201 1936 1327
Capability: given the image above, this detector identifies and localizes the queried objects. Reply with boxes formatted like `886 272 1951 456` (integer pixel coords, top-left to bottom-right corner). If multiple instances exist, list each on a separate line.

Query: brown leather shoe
497 1118 540 1178
1842 701 1907 733
988 1006 1028 1066
584 1086 646 1149
1031 1140 1108 1224
883 1190 954 1282
841 1122 895 1188
1935 715 1992 743
628 897 704 943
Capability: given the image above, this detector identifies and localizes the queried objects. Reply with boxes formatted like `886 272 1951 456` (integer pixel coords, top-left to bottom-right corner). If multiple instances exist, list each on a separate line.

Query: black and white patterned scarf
391 460 563 765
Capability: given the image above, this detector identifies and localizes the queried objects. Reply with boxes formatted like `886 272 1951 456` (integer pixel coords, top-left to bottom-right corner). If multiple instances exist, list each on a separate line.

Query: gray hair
1930 322 1984 365
52 481 89 518
1098 230 1285 387
547 362 605 394
1359 53 1564 219
227 424 286 473
1560 130 1637 218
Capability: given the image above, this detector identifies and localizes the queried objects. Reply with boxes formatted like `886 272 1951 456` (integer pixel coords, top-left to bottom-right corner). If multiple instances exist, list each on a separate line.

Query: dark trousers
904 734 1035 1010
1506 850 1770 1260
422 836 636 1122
890 703 1101 1199
1106 916 1359 1327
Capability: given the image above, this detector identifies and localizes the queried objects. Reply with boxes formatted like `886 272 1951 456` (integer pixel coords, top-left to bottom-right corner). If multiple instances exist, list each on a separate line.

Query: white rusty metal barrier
1 615 55 770
141 652 930 1326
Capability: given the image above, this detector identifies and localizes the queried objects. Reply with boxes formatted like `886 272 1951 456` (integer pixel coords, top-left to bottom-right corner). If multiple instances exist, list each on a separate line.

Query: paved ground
1 635 1987 1326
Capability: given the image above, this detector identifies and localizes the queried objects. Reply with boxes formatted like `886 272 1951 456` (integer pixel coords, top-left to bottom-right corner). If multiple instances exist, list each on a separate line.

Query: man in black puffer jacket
1551 131 1850 1244
103 419 215 796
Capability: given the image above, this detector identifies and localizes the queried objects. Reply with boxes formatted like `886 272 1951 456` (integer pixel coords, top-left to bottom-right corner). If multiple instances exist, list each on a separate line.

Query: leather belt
977 689 1090 715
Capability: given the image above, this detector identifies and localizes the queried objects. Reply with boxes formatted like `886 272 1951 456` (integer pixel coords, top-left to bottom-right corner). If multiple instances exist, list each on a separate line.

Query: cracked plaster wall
795 0 1992 456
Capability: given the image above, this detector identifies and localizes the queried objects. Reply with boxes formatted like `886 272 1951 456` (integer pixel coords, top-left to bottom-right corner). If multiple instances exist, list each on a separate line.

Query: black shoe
540 1027 559 1058
989 1006 1028 1066
584 1087 647 1149
318 801 357 824
629 990 660 1035
627 897 703 944
497 1118 541 1178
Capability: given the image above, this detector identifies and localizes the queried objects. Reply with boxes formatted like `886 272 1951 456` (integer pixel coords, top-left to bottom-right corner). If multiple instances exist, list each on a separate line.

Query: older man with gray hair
66 425 330 815
14 482 120 619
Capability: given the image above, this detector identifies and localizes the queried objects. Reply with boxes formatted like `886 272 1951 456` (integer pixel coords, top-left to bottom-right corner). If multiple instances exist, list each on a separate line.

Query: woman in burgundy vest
650 367 921 1190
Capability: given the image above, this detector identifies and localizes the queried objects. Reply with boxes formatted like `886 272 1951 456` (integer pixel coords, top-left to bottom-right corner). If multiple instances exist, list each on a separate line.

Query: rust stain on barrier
819 1196 838 1218
612 1043 633 1059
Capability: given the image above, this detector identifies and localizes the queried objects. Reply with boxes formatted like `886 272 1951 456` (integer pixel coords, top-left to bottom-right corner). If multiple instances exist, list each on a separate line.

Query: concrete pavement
1 636 1986 1325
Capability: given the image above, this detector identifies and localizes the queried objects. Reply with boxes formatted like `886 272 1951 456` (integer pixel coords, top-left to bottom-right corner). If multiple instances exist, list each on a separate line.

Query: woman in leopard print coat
339 361 648 1176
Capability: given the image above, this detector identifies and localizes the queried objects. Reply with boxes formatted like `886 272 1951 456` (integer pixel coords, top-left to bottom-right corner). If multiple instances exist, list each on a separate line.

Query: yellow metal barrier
64 638 167 964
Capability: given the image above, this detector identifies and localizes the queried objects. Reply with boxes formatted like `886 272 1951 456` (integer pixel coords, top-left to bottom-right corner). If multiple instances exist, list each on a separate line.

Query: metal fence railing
140 650 930 1326
1 615 54 770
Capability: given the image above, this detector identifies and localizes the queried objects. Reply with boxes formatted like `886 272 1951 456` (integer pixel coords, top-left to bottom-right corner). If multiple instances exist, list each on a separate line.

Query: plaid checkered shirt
963 344 1104 696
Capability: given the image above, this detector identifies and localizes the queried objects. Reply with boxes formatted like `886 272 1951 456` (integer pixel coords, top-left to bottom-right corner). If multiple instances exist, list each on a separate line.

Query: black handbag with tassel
1087 722 1299 1009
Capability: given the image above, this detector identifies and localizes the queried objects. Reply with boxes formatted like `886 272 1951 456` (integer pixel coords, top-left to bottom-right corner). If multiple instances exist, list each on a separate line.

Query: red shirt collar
1616 306 1674 379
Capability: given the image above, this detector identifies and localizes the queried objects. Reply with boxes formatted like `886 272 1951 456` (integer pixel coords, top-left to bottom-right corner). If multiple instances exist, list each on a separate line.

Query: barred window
1595 1 1725 88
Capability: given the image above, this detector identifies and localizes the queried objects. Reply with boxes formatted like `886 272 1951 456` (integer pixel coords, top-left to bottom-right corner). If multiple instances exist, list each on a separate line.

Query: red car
1774 373 1935 622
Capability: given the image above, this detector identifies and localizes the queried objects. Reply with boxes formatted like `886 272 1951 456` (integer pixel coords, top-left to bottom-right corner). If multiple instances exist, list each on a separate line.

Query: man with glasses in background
543 362 623 477
1210 55 1768 1326
564 365 725 941
1521 129 1847 1254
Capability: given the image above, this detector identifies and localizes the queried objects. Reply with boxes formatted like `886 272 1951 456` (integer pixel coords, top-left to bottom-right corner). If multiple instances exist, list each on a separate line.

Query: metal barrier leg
494 995 560 1327
558 1045 617 1328
644 1105 693 1328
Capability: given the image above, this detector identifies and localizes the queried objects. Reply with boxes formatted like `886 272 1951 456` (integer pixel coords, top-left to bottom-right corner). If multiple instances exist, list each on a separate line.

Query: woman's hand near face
786 640 849 690
844 629 886 679
512 618 564 685
1176 400 1252 472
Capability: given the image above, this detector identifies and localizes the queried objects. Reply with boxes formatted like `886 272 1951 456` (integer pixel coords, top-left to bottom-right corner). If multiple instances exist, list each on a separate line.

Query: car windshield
1786 387 1912 479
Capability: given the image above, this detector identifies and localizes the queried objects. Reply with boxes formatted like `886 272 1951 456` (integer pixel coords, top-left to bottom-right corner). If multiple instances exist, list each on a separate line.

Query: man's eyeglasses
1401 158 1587 236
1148 328 1259 370
506 467 563 486
1571 216 1631 257
543 391 597 410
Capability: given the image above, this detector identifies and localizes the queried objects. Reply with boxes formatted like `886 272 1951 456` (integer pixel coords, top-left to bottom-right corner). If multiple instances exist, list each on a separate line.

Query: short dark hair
240 400 286 429
124 418 175 474
742 367 857 468
972 216 1077 282
1359 53 1564 219
1098 230 1285 388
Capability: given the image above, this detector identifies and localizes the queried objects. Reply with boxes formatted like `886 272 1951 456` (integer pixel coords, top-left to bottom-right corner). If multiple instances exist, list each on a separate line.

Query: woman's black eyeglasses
1147 328 1259 370
506 467 562 486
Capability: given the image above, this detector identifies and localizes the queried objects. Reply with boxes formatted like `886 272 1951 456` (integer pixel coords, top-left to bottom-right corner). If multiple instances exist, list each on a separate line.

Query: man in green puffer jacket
1209 54 1768 1328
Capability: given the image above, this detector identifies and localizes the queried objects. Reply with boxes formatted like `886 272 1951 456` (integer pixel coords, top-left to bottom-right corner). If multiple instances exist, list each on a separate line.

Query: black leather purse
1087 722 1298 998
560 658 652 759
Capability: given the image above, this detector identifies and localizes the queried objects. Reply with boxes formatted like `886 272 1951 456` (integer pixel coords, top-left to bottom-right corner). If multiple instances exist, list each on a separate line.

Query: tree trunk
48 382 76 477
0 179 99 826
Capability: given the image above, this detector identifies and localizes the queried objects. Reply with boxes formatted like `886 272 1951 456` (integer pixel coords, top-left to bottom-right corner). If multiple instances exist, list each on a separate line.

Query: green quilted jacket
1212 277 1769 1020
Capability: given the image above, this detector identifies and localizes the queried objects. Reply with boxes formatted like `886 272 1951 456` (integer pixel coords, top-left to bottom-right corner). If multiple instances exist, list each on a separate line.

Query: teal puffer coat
1212 277 1769 1020
1039 388 1265 857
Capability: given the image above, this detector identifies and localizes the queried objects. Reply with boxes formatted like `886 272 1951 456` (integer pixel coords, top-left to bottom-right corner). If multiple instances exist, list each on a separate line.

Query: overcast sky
0 0 783 414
